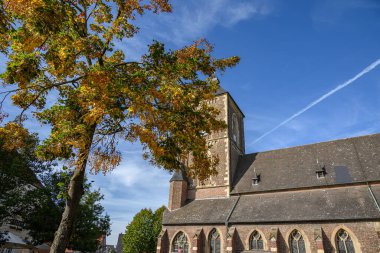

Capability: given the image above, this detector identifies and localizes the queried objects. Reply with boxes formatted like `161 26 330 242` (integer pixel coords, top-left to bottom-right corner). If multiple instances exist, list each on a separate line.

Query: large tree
0 1 239 252
123 206 165 253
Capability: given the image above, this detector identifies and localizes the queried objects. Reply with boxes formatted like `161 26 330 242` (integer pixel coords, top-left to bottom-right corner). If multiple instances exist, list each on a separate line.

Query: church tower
186 87 245 200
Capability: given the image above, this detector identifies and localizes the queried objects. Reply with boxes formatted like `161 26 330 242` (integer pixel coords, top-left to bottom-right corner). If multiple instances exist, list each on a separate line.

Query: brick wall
168 180 187 211
189 94 230 199
161 221 380 253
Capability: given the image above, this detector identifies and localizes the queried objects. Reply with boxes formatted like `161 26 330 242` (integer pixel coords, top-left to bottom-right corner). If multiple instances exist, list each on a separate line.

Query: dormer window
252 173 261 185
316 166 327 179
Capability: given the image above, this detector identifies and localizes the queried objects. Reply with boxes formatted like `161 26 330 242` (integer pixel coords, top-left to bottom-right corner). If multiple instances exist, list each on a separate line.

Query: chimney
168 171 188 211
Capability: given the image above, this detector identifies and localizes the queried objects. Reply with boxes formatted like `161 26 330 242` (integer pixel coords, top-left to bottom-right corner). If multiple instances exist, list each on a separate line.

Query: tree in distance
123 206 165 253
0 0 240 252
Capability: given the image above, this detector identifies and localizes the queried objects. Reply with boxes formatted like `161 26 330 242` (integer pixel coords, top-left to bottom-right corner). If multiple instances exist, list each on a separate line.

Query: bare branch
86 1 98 22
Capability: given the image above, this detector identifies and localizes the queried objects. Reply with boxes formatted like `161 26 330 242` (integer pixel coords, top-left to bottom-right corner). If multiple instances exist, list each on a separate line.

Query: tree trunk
49 125 96 253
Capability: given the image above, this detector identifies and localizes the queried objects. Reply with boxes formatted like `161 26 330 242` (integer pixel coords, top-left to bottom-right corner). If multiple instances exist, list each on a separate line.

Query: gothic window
336 229 355 253
250 230 264 250
289 230 306 253
172 232 189 253
209 229 221 253
232 113 240 146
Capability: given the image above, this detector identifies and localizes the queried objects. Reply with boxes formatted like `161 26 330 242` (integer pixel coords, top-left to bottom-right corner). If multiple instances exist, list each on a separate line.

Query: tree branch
0 76 85 95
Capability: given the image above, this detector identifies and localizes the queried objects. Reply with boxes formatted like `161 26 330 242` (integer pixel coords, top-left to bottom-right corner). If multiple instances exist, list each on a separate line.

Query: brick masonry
163 91 380 252
168 180 187 211
187 93 245 200
159 221 380 253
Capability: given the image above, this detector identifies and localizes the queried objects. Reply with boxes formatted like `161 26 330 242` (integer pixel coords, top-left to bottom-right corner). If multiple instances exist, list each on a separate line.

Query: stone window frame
208 228 221 253
247 229 266 251
170 231 191 253
331 226 362 253
206 228 223 253
285 228 311 253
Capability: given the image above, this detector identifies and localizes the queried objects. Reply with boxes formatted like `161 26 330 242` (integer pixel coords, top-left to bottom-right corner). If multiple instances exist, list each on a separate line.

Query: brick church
156 88 380 253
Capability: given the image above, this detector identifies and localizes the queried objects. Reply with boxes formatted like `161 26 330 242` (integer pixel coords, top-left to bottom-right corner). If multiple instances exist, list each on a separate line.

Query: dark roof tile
162 197 238 225
231 133 380 194
163 185 380 225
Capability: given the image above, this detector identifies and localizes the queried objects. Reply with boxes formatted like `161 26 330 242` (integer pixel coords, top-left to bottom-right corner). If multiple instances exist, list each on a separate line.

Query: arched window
289 230 306 253
172 232 189 253
232 114 240 145
209 229 221 253
336 229 355 253
250 230 264 250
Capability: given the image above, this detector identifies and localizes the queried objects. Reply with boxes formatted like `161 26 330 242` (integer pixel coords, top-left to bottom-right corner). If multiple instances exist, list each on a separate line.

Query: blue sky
2 0 380 245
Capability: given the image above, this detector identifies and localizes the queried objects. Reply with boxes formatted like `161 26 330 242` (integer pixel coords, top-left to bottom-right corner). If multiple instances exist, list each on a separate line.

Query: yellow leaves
1 0 239 182
7 0 45 16
90 148 121 174
0 122 30 151
83 107 106 124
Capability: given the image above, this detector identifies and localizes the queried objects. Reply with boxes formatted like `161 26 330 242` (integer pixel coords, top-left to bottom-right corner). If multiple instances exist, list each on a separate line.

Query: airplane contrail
252 58 380 145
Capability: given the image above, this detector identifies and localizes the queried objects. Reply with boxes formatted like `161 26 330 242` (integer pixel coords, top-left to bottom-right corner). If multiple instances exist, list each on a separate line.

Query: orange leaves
1 0 239 182
0 122 30 151
7 0 45 17
149 0 172 13
79 69 116 124
90 147 121 174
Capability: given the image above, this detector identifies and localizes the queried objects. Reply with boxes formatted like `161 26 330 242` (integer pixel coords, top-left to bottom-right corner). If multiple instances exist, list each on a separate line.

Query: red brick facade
159 222 380 252
163 90 380 252
168 179 187 211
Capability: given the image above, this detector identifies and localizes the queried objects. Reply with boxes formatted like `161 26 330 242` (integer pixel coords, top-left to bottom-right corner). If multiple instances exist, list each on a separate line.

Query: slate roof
229 185 380 223
231 133 380 194
214 86 228 96
170 171 186 182
163 185 380 225
163 133 380 225
163 197 238 225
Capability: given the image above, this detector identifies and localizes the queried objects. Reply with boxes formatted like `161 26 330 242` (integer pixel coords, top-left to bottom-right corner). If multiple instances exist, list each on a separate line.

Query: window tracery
289 230 306 253
172 232 189 253
336 229 355 253
209 229 221 253
250 230 264 250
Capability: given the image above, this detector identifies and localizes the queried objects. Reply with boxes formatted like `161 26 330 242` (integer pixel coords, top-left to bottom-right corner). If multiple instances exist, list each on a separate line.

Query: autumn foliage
0 0 239 252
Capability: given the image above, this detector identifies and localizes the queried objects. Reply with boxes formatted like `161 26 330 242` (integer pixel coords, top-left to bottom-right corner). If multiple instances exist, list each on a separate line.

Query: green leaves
123 206 166 253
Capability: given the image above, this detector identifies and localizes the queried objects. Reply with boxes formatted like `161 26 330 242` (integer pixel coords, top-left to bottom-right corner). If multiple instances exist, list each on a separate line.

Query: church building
156 88 380 253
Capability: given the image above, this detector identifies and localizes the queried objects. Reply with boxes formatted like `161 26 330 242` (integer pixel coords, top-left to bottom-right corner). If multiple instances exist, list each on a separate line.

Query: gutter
352 141 380 214
225 195 240 229
367 182 380 213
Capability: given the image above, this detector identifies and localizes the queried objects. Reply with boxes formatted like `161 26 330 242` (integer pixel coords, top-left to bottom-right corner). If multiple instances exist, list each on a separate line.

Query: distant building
115 233 124 253
156 88 380 253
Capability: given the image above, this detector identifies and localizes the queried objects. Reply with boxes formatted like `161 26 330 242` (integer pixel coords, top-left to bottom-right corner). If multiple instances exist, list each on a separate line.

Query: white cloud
88 142 171 245
151 0 273 46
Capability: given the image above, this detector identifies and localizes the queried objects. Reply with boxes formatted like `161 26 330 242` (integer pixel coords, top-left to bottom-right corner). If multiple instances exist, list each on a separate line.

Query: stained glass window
289 230 306 253
210 229 221 253
250 230 264 250
172 232 189 253
336 229 355 253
